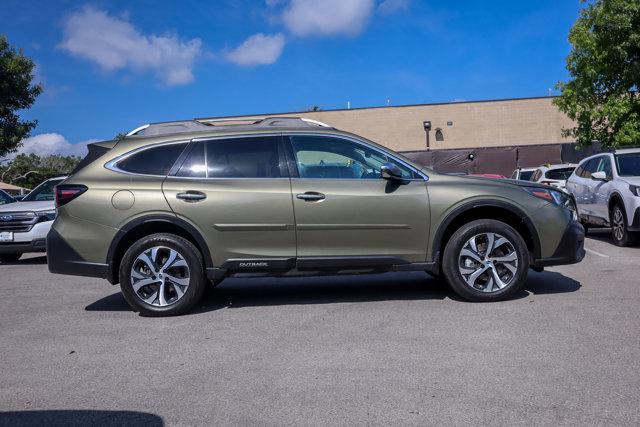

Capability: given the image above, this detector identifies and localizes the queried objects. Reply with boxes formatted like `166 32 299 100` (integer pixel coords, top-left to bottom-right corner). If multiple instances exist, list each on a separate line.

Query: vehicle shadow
0 410 163 426
586 228 640 248
0 255 47 266
86 270 580 314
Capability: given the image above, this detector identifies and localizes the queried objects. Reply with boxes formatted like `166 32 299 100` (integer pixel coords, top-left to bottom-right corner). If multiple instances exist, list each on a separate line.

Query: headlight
36 209 57 222
629 185 640 197
522 186 577 219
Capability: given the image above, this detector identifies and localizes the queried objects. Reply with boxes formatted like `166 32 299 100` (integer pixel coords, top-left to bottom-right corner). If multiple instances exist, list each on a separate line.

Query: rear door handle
177 191 206 202
296 192 325 201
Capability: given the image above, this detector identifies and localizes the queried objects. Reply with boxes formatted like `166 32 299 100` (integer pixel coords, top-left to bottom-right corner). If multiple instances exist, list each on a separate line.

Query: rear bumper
533 221 585 267
46 228 108 279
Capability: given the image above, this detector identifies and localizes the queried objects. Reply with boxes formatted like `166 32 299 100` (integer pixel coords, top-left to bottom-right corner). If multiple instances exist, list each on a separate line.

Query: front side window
581 158 600 178
23 178 64 202
597 157 613 177
289 135 418 180
116 143 187 176
615 153 640 177
176 136 284 179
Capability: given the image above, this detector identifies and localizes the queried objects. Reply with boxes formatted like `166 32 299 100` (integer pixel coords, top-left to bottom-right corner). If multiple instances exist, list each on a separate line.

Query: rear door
286 134 430 266
162 135 296 269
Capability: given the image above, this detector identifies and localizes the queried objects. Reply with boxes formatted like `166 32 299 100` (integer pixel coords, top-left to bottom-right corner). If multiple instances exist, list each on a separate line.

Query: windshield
22 178 64 202
0 190 15 205
545 167 575 180
615 153 640 177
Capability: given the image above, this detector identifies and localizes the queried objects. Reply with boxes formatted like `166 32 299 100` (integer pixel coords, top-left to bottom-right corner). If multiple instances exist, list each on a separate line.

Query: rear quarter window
116 143 187 176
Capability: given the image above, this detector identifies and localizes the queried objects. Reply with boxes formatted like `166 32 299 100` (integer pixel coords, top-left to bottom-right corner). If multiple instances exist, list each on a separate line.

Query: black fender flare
106 214 213 283
430 199 541 262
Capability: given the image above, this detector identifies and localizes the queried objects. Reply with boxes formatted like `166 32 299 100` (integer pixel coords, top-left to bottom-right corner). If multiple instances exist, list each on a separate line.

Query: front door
286 134 430 265
163 135 296 269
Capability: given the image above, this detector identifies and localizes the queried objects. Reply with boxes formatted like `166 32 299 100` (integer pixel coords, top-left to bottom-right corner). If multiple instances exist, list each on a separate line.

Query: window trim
105 140 191 177
283 133 429 181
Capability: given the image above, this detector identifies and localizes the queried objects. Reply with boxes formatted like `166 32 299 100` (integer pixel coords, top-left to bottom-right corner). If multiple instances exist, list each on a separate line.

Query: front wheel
442 219 529 302
119 233 206 316
610 204 636 247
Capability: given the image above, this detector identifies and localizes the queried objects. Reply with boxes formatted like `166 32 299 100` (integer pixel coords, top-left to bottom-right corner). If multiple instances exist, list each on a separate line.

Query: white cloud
226 33 286 66
282 0 375 37
378 0 410 15
59 6 202 86
11 134 90 159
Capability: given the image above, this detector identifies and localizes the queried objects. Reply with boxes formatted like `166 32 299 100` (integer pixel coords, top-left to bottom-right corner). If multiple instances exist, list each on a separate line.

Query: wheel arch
431 200 540 264
608 192 626 217
106 214 212 284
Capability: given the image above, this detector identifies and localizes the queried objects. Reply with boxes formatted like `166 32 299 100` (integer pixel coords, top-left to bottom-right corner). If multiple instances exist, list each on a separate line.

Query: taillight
55 184 88 207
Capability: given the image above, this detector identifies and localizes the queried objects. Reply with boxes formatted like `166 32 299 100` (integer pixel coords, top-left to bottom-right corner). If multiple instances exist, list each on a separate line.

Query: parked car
47 117 585 316
0 189 16 205
529 164 577 189
510 167 537 181
0 176 66 262
565 148 640 246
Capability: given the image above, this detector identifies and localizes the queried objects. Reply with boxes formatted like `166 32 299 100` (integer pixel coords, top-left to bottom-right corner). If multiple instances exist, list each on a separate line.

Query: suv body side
566 150 640 231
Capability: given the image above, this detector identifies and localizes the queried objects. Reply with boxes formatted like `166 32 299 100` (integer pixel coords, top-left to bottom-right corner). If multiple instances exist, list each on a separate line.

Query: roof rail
126 116 332 137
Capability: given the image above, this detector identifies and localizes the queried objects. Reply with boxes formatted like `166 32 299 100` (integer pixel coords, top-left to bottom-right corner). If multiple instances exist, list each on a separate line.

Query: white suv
565 149 640 246
0 177 66 262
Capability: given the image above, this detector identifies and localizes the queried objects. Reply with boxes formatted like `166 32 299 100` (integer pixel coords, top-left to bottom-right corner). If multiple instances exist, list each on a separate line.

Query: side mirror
591 171 608 181
381 163 404 181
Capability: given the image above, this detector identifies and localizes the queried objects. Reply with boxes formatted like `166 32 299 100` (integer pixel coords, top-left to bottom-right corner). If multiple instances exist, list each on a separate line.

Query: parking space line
585 247 610 258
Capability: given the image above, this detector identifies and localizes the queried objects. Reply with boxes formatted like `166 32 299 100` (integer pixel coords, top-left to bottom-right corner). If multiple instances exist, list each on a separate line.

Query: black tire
610 203 636 247
119 233 206 316
0 253 21 263
581 221 589 235
442 219 529 302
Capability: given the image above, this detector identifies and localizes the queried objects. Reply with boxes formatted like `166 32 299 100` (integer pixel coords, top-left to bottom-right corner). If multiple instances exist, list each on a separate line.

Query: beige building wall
217 96 575 152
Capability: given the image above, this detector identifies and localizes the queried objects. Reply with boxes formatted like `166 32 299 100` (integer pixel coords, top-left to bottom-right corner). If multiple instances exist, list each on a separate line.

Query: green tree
554 0 640 148
0 35 43 157
0 154 80 189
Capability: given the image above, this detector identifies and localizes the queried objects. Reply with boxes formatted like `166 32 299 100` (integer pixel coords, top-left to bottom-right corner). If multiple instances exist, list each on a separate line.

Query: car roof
614 147 640 154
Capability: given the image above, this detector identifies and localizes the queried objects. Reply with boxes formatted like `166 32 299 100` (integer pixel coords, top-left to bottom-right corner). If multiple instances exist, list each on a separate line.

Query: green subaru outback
47 117 585 316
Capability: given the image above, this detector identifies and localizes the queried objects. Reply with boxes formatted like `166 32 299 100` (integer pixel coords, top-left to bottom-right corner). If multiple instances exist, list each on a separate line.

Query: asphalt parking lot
1 230 639 426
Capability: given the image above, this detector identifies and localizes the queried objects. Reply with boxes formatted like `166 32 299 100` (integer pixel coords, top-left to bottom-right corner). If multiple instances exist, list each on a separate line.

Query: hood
454 174 557 191
620 176 640 186
0 200 55 213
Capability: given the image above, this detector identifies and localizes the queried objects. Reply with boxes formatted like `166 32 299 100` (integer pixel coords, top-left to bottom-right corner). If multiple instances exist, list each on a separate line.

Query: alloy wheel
458 232 519 293
613 208 625 242
130 246 190 306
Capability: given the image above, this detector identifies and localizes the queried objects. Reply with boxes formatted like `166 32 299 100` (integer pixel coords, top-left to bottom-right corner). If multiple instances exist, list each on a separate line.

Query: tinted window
545 167 575 180
196 136 283 179
23 178 64 202
573 165 584 178
0 190 14 205
176 142 206 178
531 170 542 182
581 158 599 177
290 135 418 180
117 143 186 175
520 170 534 181
615 153 640 177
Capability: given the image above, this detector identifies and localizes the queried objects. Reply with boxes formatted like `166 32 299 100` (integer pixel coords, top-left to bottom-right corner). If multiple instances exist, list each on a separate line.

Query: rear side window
116 143 187 176
519 170 534 181
176 136 284 179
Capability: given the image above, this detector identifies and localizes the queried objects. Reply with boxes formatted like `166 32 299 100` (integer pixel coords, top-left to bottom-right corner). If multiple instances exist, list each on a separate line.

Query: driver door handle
177 191 207 202
296 192 325 201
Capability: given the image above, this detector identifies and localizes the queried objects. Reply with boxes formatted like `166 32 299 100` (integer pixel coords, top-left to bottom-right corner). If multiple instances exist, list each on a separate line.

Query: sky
0 0 581 157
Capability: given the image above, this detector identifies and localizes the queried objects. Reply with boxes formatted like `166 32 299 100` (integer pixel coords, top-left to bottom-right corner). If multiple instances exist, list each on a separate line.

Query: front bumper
47 228 108 279
0 221 52 254
533 220 585 267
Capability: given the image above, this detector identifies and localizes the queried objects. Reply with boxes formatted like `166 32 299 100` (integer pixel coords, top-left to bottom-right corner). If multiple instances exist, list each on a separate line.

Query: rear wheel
610 204 636 247
0 253 21 263
442 219 529 301
119 233 206 316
